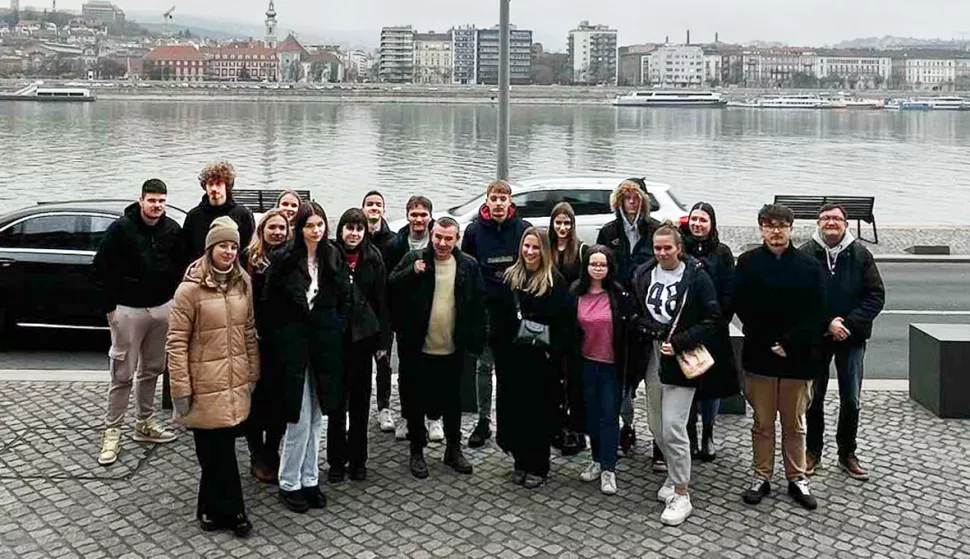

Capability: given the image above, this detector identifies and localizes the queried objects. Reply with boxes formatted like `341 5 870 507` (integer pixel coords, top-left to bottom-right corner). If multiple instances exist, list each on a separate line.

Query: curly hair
198 162 236 190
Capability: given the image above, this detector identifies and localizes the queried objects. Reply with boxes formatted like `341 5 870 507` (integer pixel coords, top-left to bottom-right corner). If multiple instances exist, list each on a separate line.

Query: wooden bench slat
233 189 312 213
773 194 878 243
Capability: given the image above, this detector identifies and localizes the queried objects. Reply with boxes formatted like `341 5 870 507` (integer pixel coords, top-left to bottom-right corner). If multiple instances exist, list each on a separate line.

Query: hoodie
182 193 256 264
460 204 532 297
92 202 184 314
595 181 662 286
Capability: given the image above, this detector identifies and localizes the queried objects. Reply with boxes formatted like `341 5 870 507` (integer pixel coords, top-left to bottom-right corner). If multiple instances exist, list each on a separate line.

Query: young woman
680 202 739 462
276 190 304 230
241 210 290 483
549 202 591 456
571 245 634 496
167 216 260 537
494 227 572 489
631 223 720 526
327 208 390 483
262 201 349 514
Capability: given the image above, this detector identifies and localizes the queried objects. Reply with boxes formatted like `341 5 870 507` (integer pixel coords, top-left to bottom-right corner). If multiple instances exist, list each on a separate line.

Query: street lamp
497 0 510 180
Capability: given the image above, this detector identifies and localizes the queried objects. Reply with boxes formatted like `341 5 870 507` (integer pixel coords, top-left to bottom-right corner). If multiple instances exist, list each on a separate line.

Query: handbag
666 284 715 379
512 290 551 349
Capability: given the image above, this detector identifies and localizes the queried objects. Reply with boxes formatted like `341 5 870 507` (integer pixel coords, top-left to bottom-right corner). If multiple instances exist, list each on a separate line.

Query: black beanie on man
142 179 168 195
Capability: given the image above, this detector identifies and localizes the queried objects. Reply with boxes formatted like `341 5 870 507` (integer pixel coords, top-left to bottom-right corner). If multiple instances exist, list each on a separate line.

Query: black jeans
806 342 866 458
406 352 462 453
193 427 245 522
327 342 374 469
375 335 393 411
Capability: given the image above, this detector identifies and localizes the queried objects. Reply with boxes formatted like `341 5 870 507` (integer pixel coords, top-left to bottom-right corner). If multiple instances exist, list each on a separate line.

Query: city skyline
28 0 970 49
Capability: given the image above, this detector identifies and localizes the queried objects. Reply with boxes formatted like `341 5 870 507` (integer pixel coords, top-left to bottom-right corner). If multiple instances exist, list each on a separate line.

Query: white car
389 174 688 246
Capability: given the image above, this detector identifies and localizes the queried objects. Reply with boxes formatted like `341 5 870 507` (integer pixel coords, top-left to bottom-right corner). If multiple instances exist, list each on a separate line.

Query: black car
0 200 187 333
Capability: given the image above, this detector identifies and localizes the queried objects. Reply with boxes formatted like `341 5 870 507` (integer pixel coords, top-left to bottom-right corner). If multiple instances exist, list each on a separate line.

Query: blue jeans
278 371 324 492
582 359 621 470
806 343 866 458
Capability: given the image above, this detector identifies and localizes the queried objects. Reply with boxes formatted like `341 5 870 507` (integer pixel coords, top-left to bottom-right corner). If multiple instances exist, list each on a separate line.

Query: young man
596 178 662 461
362 190 397 433
460 180 531 448
92 179 184 465
389 218 486 479
734 204 827 511
383 196 442 441
182 162 256 263
802 204 885 480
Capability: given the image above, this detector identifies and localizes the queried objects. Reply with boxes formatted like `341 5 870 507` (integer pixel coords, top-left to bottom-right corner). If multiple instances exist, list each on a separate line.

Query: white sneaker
379 408 395 432
132 416 176 444
98 428 121 465
656 478 675 503
600 471 617 495
428 419 444 442
661 493 693 526
579 461 601 482
395 419 408 441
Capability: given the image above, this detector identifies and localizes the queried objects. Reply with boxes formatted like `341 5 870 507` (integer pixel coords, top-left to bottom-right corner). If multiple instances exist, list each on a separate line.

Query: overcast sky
57 0 970 47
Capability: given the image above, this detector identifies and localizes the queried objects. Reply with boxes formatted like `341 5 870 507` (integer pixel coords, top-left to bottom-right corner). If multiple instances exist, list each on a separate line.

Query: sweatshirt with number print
631 256 721 388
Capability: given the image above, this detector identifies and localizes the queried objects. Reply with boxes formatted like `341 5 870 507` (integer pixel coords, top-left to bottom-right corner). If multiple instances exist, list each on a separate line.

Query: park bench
773 195 878 244
233 189 312 213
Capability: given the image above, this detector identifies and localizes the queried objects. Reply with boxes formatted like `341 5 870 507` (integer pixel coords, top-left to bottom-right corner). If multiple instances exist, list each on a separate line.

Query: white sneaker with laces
661 493 693 526
428 419 444 442
579 461 601 482
132 417 176 444
600 471 617 495
98 428 122 465
395 419 408 441
657 478 675 503
379 408 395 432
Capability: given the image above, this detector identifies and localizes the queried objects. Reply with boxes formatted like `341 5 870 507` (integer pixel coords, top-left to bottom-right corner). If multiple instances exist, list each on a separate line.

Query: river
1 100 968 225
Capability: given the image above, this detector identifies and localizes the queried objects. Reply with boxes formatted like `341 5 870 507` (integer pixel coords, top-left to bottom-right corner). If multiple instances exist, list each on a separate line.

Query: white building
81 1 125 24
264 0 278 49
379 26 414 83
704 53 723 84
900 58 956 89
741 51 817 86
646 45 705 87
816 55 891 86
413 32 452 84
568 21 618 85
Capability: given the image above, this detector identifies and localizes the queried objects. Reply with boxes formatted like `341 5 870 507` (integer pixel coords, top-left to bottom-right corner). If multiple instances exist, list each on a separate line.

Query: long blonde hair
504 227 556 297
247 209 290 273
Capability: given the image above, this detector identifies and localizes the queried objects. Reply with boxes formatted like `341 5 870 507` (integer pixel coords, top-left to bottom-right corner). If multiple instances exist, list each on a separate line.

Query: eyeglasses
818 216 846 223
760 223 791 232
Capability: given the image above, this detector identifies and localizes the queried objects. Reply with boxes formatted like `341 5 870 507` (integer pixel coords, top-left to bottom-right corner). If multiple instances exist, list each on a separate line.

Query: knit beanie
205 216 240 251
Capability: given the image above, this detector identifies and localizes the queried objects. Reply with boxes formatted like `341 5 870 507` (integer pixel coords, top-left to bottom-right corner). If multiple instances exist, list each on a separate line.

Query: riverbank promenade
0 380 967 559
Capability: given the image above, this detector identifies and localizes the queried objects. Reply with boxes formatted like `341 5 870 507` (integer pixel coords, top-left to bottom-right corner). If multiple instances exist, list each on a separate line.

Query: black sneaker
468 421 491 449
231 513 253 538
279 488 309 513
410 452 429 479
619 425 636 456
512 469 526 486
349 464 367 481
742 478 771 505
561 431 587 457
327 464 346 484
443 446 473 475
787 478 818 510
302 485 328 509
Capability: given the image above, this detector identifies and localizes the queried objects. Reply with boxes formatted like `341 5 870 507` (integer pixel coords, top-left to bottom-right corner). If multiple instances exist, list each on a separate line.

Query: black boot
687 420 699 459
699 421 717 462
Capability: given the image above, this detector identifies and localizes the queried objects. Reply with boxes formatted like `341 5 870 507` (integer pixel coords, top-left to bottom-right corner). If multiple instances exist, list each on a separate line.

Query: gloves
174 396 191 416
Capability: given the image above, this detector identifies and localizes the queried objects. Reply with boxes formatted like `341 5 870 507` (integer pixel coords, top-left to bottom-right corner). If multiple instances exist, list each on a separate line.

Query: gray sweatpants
645 342 695 488
104 302 172 428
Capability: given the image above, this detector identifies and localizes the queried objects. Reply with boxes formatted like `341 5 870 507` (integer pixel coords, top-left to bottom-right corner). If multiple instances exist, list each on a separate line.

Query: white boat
0 82 95 102
830 98 886 110
756 94 827 109
923 96 967 110
612 90 727 107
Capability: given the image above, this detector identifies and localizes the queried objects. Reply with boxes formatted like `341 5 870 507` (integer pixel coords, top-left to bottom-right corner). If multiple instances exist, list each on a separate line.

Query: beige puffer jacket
166 259 260 429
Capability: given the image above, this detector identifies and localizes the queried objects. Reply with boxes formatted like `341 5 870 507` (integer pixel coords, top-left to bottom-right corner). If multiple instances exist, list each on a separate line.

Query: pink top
578 291 615 364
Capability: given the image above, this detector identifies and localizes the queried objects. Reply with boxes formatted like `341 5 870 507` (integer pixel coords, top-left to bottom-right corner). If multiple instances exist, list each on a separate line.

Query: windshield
666 187 687 211
448 194 484 217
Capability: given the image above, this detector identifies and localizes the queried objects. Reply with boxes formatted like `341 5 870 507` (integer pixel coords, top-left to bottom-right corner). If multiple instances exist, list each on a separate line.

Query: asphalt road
1 262 967 380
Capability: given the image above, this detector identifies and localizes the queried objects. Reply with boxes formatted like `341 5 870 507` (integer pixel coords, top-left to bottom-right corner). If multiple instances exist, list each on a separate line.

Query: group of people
90 162 885 536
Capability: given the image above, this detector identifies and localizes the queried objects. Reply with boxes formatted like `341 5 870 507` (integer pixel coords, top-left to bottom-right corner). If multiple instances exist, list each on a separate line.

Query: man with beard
182 162 256 263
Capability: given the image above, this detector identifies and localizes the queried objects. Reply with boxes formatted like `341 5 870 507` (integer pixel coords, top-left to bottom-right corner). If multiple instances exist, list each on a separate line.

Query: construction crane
163 6 175 35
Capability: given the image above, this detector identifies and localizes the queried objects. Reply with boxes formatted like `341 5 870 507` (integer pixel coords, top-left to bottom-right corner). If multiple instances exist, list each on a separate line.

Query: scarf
812 229 855 275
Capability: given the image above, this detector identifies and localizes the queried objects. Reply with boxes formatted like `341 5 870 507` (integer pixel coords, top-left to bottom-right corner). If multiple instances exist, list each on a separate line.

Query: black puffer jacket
92 203 184 315
631 256 721 388
799 238 885 345
182 194 256 263
461 205 531 296
369 219 396 253
382 223 434 280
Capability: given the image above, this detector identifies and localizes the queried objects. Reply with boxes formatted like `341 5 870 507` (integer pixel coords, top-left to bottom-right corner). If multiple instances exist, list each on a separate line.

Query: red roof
144 45 206 61
203 45 277 58
278 34 308 54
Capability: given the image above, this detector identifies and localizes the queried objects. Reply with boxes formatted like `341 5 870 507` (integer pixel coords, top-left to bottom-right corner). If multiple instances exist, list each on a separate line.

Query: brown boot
839 454 870 481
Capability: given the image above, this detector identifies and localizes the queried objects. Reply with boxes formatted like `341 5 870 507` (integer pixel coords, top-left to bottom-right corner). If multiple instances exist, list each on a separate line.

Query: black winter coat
261 242 350 422
341 243 391 352
460 205 531 297
682 232 740 399
734 244 827 380
388 247 486 359
182 194 256 263
799 239 885 345
555 242 591 289
569 283 635 385
382 223 433 280
92 203 184 315
631 257 721 388
369 219 396 253
596 212 662 286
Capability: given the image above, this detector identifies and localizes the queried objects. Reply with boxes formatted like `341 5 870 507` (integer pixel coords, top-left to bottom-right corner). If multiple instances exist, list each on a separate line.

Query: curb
873 254 970 263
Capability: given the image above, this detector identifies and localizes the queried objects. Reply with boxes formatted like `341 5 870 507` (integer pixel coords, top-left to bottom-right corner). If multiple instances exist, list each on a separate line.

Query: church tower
265 0 278 49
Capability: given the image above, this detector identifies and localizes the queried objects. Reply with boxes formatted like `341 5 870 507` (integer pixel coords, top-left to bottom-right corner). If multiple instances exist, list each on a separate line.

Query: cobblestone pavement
1 381 968 559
